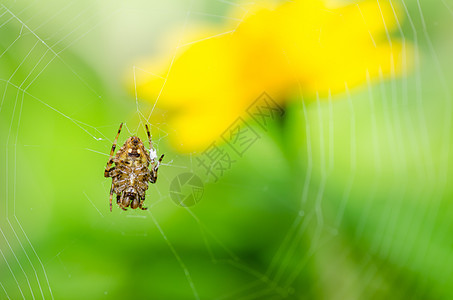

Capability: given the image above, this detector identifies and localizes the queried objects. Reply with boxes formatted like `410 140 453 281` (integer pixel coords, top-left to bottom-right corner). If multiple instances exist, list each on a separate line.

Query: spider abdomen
110 165 151 210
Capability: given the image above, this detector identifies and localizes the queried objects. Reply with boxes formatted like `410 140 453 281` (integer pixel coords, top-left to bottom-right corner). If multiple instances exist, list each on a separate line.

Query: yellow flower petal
132 0 411 153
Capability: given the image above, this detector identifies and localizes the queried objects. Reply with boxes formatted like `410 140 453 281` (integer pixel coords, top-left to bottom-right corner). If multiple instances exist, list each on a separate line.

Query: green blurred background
1 0 453 299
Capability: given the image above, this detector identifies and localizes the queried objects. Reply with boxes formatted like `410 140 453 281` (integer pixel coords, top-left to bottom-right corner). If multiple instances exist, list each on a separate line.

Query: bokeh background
1 0 453 299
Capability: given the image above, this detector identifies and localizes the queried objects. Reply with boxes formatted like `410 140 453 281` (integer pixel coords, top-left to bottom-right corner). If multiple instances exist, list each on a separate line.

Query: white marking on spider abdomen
126 186 136 194
129 172 137 186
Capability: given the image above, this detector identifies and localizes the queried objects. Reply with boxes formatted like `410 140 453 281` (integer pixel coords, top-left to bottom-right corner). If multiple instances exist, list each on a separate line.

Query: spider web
0 0 452 299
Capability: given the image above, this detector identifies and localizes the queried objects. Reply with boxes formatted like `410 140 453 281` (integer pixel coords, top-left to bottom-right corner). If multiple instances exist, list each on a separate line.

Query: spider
104 123 164 211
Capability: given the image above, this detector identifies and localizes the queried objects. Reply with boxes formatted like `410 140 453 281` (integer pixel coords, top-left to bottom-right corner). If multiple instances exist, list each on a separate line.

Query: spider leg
105 167 118 177
104 123 123 177
139 197 148 210
150 154 164 184
109 185 114 212
145 124 153 150
118 192 127 211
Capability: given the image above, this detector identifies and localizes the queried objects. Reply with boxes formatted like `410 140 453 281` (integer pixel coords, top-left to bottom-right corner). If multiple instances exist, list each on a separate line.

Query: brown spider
104 123 164 211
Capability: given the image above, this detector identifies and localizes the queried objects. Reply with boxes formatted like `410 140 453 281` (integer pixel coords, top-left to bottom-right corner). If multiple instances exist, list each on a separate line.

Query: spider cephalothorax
104 123 164 211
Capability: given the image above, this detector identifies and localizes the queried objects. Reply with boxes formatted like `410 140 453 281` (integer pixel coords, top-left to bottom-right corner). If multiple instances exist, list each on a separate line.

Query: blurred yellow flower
132 0 411 153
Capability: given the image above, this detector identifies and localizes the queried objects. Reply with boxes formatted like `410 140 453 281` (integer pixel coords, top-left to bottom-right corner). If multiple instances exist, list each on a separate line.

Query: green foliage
1 0 453 299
